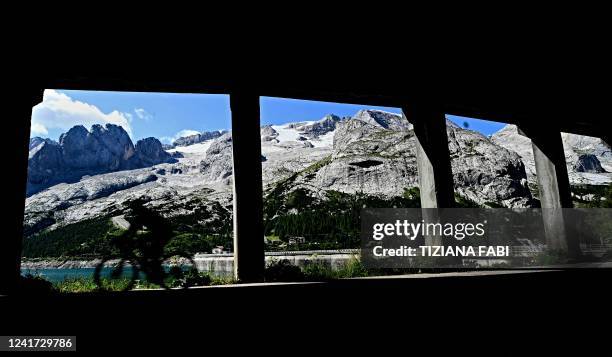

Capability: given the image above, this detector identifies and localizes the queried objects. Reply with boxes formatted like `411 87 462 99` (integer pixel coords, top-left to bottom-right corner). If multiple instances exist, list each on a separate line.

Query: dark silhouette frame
3 74 612 295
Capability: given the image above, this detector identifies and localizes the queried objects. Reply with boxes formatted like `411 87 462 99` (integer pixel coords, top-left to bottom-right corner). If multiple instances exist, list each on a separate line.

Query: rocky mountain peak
322 114 341 122
29 137 57 150
27 124 175 196
171 130 227 148
27 139 63 185
260 125 278 141
297 114 343 138
352 109 409 130
29 137 44 149
25 110 556 241
447 124 532 206
326 115 534 207
135 137 172 166
491 124 612 185
58 125 89 146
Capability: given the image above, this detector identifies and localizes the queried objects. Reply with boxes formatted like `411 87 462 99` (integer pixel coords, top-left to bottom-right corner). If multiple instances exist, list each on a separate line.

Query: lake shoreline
22 258 124 270
21 257 193 270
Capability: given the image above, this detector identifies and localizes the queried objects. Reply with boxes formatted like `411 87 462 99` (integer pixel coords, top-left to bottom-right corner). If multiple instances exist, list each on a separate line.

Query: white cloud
175 129 201 138
31 89 133 137
134 108 153 120
159 137 174 144
30 122 48 136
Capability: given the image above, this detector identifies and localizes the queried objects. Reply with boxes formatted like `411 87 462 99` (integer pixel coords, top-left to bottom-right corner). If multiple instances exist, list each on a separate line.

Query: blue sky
30 90 506 143
261 97 505 136
260 96 402 124
445 115 505 136
31 90 232 144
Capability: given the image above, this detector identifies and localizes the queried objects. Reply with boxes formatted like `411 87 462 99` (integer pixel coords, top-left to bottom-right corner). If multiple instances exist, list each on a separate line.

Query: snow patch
271 125 302 142
28 142 46 159
167 140 214 154
310 130 335 148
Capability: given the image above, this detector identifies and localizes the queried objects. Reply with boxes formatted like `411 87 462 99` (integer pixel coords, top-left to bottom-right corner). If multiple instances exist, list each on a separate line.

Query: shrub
210 275 236 285
182 268 212 287
264 259 304 282
336 256 368 278
163 266 213 288
55 276 133 293
302 261 334 281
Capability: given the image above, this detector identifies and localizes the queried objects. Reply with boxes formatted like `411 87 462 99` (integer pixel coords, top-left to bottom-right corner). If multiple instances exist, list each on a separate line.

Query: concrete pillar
519 126 580 257
402 107 455 209
1 88 44 295
230 90 265 282
403 107 455 247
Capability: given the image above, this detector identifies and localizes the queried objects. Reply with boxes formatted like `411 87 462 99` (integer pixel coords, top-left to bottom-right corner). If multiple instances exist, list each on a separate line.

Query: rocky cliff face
296 114 344 138
28 140 63 185
24 110 540 239
24 170 159 235
231 111 530 208
574 154 605 173
491 124 612 185
29 137 55 150
446 125 532 207
199 133 233 184
352 110 411 130
280 112 533 207
170 130 227 148
134 137 173 167
27 124 175 195
59 124 135 171
311 116 417 196
260 125 278 142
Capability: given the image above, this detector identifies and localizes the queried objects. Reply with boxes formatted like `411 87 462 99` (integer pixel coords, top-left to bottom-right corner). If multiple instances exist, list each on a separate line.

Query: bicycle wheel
161 254 198 289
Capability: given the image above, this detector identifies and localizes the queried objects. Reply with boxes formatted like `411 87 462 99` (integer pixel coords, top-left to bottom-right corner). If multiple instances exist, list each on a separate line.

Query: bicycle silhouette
94 199 195 291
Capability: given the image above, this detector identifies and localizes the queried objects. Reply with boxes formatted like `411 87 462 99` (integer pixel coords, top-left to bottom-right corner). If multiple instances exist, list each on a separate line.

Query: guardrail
194 249 359 258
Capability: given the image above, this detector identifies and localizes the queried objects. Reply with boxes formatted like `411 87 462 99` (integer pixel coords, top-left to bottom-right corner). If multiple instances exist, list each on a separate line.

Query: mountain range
28 124 176 196
24 110 612 238
491 124 612 186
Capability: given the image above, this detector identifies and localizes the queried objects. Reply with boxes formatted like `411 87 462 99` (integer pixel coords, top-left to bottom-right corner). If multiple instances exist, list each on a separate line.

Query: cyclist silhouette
94 198 195 291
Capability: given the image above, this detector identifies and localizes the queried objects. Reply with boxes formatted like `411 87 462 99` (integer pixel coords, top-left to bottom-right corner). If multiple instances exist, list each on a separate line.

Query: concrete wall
194 251 358 276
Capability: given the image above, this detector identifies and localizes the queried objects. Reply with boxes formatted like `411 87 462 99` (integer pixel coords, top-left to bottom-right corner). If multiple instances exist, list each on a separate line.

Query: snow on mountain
491 124 612 185
167 140 215 155
24 109 541 237
270 123 304 143
169 130 227 148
